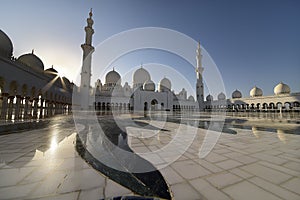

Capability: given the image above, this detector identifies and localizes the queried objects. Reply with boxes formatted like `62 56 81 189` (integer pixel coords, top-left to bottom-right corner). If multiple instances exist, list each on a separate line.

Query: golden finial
89 8 93 18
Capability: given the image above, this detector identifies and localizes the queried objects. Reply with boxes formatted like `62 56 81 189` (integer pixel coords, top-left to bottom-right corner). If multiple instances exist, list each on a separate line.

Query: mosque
1 10 299 122
205 84 300 112
79 10 300 113
0 30 73 121
78 10 200 112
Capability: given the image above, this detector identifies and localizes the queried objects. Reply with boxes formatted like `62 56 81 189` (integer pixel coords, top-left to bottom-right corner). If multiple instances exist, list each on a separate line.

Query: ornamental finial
89 8 93 18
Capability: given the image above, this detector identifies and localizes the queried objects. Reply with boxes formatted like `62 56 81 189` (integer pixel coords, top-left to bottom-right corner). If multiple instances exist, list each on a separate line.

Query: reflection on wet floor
0 116 134 199
1 112 300 199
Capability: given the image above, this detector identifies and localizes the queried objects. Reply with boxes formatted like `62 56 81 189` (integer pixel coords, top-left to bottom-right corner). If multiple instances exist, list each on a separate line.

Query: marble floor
0 116 133 200
0 114 300 200
126 116 300 200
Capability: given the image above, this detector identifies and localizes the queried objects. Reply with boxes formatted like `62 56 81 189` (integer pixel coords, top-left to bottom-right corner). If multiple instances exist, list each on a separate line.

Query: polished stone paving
0 116 133 200
0 114 300 199
126 115 300 200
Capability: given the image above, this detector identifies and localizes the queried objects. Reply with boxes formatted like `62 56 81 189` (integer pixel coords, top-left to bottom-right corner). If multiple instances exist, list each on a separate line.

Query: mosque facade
80 10 299 113
205 84 300 112
0 30 73 121
1 10 299 122
79 10 199 112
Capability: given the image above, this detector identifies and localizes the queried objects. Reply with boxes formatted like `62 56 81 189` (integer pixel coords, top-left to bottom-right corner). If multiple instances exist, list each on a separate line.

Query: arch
241 104 245 109
9 81 18 96
293 101 300 107
269 102 275 109
0 76 5 93
31 87 36 98
276 102 283 110
284 102 291 110
256 103 261 110
262 103 268 109
160 103 165 110
150 99 158 111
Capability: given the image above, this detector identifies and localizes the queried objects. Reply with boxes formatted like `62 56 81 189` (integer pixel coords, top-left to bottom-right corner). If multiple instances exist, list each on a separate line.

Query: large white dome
232 89 242 99
188 95 195 102
18 52 44 71
105 69 121 84
206 94 213 101
0 29 13 58
158 77 172 92
250 86 263 97
133 67 151 87
274 82 290 95
143 80 155 91
217 92 226 100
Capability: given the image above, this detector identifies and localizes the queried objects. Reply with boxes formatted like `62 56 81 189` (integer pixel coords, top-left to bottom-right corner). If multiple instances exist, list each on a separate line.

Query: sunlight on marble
50 136 58 153
277 129 288 144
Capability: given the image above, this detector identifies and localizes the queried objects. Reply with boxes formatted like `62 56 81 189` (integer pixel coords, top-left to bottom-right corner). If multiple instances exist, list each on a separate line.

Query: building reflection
277 129 288 144
251 126 261 138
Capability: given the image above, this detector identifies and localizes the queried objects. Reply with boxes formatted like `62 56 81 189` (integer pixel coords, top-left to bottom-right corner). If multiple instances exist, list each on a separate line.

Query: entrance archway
144 102 148 111
150 99 158 111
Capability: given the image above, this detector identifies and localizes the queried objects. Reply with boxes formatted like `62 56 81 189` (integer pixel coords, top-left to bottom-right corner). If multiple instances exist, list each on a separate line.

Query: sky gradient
1 0 299 98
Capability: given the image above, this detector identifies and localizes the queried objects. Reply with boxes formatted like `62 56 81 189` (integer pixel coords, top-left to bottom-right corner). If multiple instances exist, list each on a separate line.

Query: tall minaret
196 41 204 110
80 9 95 110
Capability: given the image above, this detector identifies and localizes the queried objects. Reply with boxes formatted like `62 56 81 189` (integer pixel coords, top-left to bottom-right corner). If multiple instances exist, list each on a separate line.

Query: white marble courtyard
0 114 300 199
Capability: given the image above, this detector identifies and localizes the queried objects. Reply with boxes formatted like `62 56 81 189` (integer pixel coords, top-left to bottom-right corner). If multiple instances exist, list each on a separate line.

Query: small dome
45 67 58 74
250 86 263 97
158 77 172 92
206 94 213 101
62 76 71 84
188 95 195 102
232 89 242 99
143 80 155 91
0 29 13 58
133 67 151 87
18 52 44 71
217 92 226 100
274 82 290 95
105 69 121 84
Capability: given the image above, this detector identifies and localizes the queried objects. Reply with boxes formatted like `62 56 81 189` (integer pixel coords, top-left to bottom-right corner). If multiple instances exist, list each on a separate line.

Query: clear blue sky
1 0 299 98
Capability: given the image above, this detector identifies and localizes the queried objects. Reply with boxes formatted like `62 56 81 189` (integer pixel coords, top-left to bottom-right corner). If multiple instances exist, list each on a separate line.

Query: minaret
196 41 204 110
80 9 95 110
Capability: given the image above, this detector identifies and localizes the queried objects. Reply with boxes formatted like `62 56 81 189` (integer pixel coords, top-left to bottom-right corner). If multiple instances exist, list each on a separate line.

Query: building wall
0 57 72 120
205 93 300 112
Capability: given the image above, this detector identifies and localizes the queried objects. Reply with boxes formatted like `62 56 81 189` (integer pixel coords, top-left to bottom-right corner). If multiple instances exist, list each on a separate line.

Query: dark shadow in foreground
75 117 171 200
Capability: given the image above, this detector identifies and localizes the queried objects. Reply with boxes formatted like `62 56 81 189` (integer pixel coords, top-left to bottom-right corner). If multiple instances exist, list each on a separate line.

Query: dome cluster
159 77 172 92
217 92 226 100
18 53 45 71
105 69 121 85
274 82 290 95
0 30 70 79
232 89 242 98
143 80 155 91
206 81 292 102
206 94 213 101
250 86 263 97
0 29 13 58
133 67 151 88
102 67 177 95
